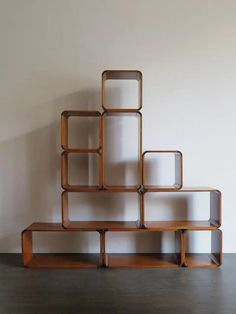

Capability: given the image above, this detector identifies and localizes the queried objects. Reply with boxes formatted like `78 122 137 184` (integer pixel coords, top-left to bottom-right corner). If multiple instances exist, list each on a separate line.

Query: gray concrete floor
0 254 235 314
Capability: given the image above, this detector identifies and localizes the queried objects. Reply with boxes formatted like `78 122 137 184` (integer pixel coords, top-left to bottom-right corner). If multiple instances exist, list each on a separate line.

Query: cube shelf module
101 70 143 112
22 70 223 268
142 150 183 191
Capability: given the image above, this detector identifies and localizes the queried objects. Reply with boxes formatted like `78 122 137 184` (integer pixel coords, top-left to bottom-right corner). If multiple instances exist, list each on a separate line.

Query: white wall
0 0 235 253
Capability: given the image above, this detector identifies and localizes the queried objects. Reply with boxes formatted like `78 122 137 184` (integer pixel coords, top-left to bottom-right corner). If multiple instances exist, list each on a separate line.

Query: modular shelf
182 229 222 268
61 151 102 191
21 223 100 268
61 110 102 153
22 70 223 269
101 70 142 112
61 191 142 229
102 111 142 190
103 230 184 268
142 150 183 191
142 187 221 230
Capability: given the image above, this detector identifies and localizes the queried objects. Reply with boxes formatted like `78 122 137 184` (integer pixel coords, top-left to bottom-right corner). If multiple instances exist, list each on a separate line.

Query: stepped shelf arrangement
22 70 222 268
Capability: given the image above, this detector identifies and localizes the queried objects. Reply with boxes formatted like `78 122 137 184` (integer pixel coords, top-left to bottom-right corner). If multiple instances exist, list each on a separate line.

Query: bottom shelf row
22 223 222 269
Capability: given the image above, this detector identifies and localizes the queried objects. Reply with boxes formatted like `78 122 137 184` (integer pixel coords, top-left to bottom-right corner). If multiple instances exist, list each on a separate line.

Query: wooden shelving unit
22 70 223 268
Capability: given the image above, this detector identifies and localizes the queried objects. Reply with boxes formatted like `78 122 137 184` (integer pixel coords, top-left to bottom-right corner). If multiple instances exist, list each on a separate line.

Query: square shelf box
102 111 142 191
21 223 100 268
104 230 184 268
142 150 183 191
61 110 102 152
143 188 221 230
61 191 141 230
102 70 142 112
182 229 222 268
61 151 102 191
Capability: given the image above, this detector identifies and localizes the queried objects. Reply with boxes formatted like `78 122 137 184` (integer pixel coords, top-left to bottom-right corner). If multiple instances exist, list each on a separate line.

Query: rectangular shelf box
142 150 183 191
182 229 222 268
61 151 102 191
61 110 102 152
62 191 142 230
22 223 100 268
102 70 143 112
102 111 142 191
103 230 184 268
143 187 221 230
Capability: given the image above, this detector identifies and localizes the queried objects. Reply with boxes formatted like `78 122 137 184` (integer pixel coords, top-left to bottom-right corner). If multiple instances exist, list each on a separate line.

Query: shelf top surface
24 220 219 232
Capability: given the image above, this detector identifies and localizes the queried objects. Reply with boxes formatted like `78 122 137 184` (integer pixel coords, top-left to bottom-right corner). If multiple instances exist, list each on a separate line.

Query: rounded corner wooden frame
142 150 183 191
101 70 143 112
61 110 102 152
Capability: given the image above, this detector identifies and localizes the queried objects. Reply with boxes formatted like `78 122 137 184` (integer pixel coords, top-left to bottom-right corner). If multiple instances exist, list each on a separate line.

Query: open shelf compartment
102 111 142 191
21 223 100 268
142 150 183 191
61 151 102 191
61 110 102 152
61 191 142 230
182 229 222 268
103 230 184 268
101 70 142 112
142 187 221 230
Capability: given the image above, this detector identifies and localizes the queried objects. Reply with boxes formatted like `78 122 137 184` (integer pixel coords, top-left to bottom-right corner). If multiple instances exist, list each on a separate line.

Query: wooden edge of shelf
23 221 220 232
61 110 101 117
144 187 221 193
102 70 142 81
142 150 183 156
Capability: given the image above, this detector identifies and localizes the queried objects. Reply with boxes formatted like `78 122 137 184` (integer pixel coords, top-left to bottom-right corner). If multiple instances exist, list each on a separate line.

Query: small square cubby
61 191 141 230
142 150 183 191
101 70 142 111
22 223 100 268
183 229 222 268
104 230 183 268
61 151 101 191
102 111 142 191
143 188 221 230
61 110 102 152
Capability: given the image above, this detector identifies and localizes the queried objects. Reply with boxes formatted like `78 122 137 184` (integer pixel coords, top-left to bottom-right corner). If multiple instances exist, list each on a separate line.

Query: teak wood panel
101 70 143 112
61 110 102 153
142 150 183 191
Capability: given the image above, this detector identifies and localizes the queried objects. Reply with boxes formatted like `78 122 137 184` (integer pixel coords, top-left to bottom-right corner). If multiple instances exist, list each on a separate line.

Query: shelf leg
180 230 187 267
98 229 108 268
21 230 33 267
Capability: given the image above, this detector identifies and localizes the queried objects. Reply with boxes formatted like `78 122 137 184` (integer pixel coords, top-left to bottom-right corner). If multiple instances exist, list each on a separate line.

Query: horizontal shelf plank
145 186 220 192
107 253 179 268
63 186 139 192
62 110 101 117
103 109 141 114
26 254 99 268
62 186 220 193
145 220 219 230
65 221 139 231
185 254 219 268
102 70 142 80
26 221 139 232
25 221 219 232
